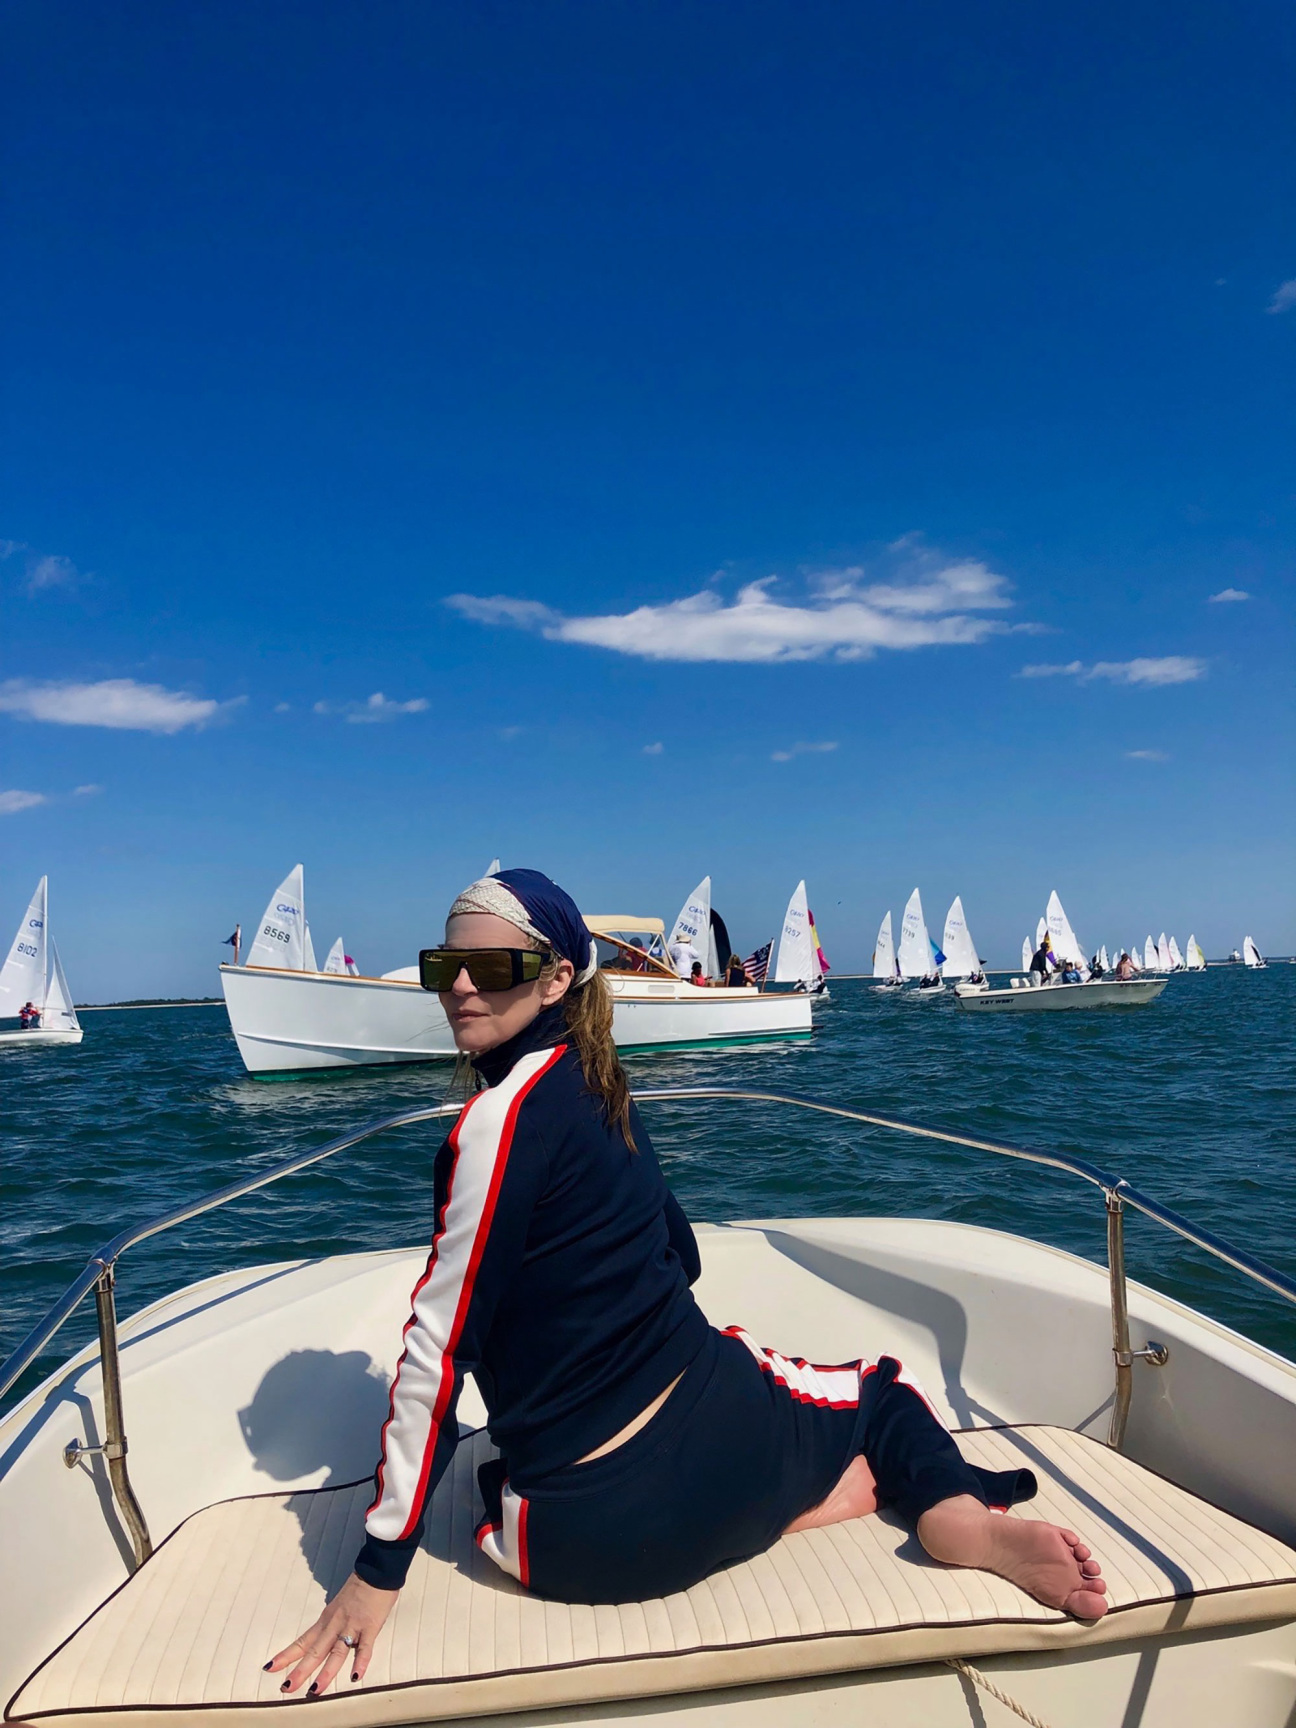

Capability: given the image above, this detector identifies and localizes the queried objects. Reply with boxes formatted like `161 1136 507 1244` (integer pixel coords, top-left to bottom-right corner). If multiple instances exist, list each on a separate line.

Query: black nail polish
262 1663 273 1673
307 1682 318 1696
351 1674 359 1684
280 1681 291 1693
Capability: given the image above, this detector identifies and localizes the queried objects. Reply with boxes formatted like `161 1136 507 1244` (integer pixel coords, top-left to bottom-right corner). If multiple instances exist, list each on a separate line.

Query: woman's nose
450 964 476 995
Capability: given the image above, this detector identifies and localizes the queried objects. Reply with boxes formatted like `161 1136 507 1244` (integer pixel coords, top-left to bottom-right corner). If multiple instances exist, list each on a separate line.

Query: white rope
946 1658 1055 1728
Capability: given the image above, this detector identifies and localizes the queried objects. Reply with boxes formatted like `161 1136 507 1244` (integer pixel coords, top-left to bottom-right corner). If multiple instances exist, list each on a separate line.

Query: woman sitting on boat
268 868 1108 1695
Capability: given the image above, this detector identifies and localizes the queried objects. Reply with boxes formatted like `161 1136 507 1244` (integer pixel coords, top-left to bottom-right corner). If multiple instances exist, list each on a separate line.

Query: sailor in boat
689 959 707 987
1028 933 1056 984
267 868 1108 1697
724 951 748 987
1116 951 1137 979
668 931 701 978
19 999 41 1029
917 971 942 990
1089 952 1106 979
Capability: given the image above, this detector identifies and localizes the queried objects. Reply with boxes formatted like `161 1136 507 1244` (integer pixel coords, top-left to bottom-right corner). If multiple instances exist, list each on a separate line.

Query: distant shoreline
74 999 225 1011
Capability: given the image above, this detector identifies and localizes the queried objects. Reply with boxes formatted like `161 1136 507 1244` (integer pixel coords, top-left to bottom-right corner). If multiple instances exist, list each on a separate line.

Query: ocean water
3 967 1294 1413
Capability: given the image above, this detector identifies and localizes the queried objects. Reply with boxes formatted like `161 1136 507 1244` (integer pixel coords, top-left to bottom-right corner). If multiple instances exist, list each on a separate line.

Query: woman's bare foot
917 1494 1109 1619
785 1455 878 1533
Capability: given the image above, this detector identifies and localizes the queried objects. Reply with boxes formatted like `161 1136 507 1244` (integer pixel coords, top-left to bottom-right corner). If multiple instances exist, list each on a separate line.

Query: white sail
1243 936 1265 968
486 858 501 876
940 896 979 979
304 923 318 973
1186 935 1206 970
774 881 815 984
668 877 711 976
246 865 310 970
1099 946 1109 972
897 888 930 979
1144 936 1158 973
0 876 48 1013
1045 891 1085 967
1021 936 1033 972
1036 916 1047 949
44 941 80 1031
1167 936 1184 970
874 912 897 980
324 938 348 975
1157 933 1172 973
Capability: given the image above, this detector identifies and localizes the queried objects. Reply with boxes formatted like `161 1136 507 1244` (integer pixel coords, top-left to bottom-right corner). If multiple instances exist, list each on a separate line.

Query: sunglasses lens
418 949 550 992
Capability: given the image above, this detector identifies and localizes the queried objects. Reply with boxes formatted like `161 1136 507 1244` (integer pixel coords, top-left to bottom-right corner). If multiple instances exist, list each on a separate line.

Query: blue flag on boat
930 936 947 967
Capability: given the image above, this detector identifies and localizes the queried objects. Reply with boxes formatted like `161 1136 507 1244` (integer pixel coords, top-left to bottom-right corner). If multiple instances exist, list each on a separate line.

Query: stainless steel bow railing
3 1087 1294 1573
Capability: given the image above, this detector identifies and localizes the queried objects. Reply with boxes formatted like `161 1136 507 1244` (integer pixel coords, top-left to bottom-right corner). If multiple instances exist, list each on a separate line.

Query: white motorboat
221 914 811 1075
4 1088 1296 1727
956 975 1170 1011
0 876 83 1049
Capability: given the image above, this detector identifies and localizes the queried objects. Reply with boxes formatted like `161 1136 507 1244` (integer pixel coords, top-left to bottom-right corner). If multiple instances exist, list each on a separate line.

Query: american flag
742 941 771 984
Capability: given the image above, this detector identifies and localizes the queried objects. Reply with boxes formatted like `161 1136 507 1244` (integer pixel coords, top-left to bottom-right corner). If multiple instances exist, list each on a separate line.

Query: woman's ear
540 957 576 1006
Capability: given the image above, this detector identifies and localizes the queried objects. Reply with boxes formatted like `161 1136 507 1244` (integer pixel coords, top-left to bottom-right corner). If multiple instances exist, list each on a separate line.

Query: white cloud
0 789 46 815
771 740 839 762
28 553 80 592
1267 279 1296 314
446 550 1023 665
642 741 664 755
316 692 430 723
1126 749 1169 761
0 678 225 732
274 701 292 713
1020 657 1206 686
1208 587 1250 603
73 783 103 796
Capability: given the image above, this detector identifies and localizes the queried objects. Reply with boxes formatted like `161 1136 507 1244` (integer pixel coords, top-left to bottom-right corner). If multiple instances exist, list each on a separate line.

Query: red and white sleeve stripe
366 1045 565 1543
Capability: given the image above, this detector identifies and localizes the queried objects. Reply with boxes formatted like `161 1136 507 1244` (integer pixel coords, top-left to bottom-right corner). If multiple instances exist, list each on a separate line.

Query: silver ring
337 1634 357 1649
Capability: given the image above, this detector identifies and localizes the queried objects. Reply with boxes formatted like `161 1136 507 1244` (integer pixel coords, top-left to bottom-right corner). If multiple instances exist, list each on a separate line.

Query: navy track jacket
355 1004 708 1590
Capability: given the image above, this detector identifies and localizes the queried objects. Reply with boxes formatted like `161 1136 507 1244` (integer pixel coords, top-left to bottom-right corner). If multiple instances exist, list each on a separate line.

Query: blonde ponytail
562 971 636 1151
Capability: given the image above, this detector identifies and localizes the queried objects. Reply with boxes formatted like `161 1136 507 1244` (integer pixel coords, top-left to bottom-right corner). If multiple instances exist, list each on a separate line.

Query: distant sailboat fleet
0 860 1280 1061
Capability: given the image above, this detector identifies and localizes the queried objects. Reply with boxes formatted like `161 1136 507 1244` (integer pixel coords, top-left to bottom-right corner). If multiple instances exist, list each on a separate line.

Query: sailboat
244 865 319 973
1045 891 1087 976
0 877 84 1048
1098 945 1110 973
1021 936 1033 973
668 877 712 979
1144 936 1159 974
940 896 982 983
873 912 901 986
1167 936 1185 971
1243 936 1267 969
773 881 828 996
898 889 943 993
323 939 359 977
1157 933 1173 974
1186 935 1207 971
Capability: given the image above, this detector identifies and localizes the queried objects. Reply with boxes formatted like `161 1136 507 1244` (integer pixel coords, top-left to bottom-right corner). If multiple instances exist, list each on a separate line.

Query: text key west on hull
220 867 812 1074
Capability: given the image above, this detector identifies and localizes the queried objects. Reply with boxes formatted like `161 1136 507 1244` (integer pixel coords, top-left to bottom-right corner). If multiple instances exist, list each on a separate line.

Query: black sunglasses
418 947 554 993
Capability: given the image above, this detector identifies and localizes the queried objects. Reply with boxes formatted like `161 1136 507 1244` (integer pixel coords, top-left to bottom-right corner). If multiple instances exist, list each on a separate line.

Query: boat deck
11 1425 1296 1728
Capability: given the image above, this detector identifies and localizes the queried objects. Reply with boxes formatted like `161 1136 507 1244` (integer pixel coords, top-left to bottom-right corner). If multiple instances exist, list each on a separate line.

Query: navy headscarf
448 868 596 982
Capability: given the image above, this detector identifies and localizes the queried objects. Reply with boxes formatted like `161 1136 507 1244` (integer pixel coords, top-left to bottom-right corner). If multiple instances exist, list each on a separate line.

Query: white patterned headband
448 876 599 985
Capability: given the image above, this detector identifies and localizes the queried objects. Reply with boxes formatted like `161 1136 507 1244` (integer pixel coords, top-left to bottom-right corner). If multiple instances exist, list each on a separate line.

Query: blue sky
2 0 1292 998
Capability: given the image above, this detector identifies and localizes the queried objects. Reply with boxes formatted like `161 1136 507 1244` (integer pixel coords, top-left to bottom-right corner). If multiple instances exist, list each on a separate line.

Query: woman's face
440 912 574 1055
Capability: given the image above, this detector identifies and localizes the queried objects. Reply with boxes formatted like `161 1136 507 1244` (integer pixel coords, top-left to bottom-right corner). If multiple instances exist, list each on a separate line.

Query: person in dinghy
267 869 1108 1695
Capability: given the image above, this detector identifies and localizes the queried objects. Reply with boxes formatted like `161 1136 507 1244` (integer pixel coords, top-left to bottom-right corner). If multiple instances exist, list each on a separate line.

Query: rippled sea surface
3 967 1293 1412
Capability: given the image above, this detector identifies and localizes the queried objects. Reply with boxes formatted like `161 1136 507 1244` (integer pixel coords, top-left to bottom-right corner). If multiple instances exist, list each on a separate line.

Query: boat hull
5 1217 1295 1725
956 977 1169 1012
219 966 813 1074
0 1027 83 1047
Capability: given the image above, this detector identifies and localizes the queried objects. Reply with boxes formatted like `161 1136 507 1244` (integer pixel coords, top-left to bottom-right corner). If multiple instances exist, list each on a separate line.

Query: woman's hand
265 1573 397 1695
